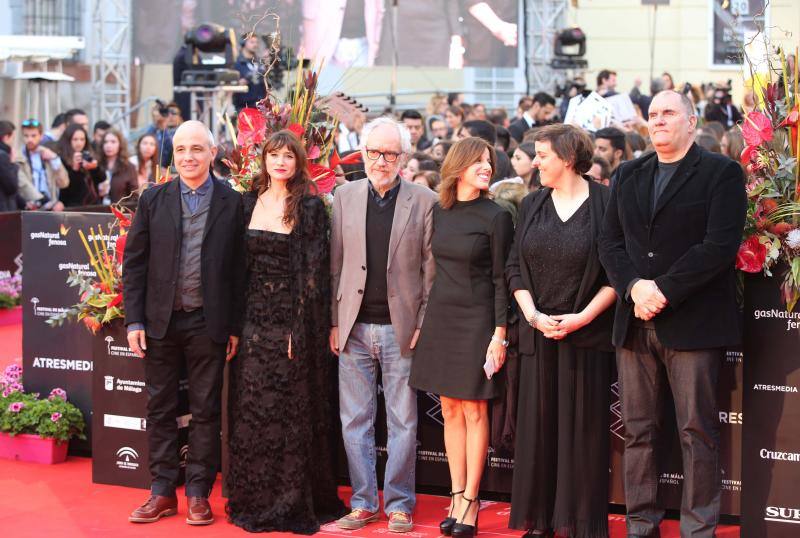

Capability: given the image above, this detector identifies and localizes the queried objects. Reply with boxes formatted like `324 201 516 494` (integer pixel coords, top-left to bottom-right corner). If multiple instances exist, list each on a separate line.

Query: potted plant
0 364 86 463
0 275 22 326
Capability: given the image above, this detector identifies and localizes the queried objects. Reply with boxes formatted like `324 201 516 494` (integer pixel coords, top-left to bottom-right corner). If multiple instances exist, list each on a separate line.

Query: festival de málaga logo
104 335 139 358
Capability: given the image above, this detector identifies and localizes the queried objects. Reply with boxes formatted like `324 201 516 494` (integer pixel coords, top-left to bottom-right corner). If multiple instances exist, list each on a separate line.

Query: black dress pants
145 309 226 498
617 325 722 538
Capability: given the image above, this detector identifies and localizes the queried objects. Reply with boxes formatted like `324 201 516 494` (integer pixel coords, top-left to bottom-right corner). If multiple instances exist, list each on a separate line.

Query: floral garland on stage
736 48 800 309
222 63 361 201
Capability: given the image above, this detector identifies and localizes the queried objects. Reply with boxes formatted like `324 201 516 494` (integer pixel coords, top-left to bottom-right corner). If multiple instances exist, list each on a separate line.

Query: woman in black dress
226 130 345 534
505 124 616 538
411 137 513 538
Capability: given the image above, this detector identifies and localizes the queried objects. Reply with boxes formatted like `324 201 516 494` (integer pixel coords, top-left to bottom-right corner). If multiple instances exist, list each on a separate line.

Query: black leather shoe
440 489 465 536
451 495 479 538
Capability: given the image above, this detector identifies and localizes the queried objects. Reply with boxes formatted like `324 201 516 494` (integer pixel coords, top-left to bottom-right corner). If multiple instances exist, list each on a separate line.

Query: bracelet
526 309 540 329
491 335 509 347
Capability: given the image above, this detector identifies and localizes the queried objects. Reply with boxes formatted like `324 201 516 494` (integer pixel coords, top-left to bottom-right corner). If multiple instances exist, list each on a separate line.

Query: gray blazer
331 178 437 357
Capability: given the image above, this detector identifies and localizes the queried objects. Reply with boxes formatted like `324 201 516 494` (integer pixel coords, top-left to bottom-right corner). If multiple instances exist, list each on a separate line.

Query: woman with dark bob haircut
226 130 345 533
506 124 617 538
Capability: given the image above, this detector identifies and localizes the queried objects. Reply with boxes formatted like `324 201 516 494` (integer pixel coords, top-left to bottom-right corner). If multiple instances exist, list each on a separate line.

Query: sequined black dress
226 192 345 534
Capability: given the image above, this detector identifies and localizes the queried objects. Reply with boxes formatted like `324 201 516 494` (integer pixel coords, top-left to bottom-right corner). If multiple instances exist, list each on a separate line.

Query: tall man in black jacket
598 91 746 538
123 120 246 526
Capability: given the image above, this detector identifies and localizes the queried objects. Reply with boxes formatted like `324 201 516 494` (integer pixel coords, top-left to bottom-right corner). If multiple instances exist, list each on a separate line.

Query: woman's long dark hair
56 124 93 166
135 133 159 178
255 130 316 228
98 129 130 173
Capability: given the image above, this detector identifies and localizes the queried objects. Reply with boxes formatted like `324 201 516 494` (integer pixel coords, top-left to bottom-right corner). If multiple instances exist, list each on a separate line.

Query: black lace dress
226 192 345 534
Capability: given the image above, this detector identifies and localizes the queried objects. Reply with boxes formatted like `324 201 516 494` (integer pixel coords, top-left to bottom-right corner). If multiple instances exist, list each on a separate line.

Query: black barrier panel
91 321 190 489
0 212 22 279
608 351 743 515
91 321 150 488
329 352 742 515
742 273 800 537
21 211 116 454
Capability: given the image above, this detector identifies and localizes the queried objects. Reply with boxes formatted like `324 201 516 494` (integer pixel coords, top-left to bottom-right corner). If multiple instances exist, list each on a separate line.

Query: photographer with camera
704 82 742 129
56 124 104 207
144 100 176 169
16 118 68 211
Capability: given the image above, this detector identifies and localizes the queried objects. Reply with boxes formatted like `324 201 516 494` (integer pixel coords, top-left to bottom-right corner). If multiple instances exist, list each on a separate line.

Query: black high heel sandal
439 489 465 536
451 495 479 538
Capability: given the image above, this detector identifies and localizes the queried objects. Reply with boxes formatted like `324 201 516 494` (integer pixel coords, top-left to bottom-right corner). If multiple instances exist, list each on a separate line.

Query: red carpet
0 319 22 371
0 456 740 537
0 321 739 537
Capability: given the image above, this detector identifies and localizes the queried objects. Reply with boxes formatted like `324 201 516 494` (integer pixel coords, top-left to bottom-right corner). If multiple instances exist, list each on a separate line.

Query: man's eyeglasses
21 119 41 128
365 148 401 163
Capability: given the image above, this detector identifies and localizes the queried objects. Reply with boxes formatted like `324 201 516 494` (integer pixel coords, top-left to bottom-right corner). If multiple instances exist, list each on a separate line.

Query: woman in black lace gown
226 130 345 534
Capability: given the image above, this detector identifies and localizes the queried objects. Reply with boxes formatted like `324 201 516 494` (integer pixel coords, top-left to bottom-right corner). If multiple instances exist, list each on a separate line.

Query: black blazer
506 179 614 355
508 117 532 143
598 143 747 349
122 177 246 344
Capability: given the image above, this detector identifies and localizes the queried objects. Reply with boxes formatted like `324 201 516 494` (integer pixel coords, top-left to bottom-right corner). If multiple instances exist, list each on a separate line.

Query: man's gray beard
369 175 398 191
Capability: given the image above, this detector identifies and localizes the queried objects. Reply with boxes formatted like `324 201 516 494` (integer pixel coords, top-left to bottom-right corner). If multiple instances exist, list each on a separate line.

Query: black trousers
617 325 722 538
145 309 226 498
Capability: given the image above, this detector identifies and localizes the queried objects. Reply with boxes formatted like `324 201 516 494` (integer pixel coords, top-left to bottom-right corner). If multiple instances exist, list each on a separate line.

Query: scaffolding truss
89 0 131 135
525 0 569 94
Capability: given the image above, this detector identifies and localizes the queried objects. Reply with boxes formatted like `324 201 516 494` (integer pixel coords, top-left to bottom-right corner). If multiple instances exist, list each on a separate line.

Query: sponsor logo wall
21 212 116 453
356 347 742 515
742 274 800 537
91 322 190 489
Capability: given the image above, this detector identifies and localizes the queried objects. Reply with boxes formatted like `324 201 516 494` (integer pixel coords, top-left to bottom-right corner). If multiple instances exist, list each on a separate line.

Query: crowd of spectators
0 97 187 212
328 67 758 197
0 63 762 213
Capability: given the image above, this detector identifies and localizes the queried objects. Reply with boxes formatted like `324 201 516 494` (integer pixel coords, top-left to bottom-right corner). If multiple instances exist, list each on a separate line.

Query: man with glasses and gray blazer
330 117 436 533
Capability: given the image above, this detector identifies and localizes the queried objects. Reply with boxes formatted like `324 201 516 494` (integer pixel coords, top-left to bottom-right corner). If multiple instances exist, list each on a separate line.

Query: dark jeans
617 325 722 538
145 309 226 498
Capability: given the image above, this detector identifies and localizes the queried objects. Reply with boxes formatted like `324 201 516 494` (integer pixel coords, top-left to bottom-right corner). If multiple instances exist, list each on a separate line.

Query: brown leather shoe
129 495 178 523
186 496 214 525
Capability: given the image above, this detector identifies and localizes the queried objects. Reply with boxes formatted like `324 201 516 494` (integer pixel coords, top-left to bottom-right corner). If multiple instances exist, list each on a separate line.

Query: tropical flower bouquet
0 365 85 448
222 61 361 200
736 48 800 309
47 205 133 333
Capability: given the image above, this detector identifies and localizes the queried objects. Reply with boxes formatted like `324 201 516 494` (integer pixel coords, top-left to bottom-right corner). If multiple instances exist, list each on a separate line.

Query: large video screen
132 0 519 68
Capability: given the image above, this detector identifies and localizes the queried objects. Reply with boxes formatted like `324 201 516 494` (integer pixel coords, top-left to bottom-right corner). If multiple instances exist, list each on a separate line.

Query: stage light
185 23 235 55
180 22 239 87
554 27 586 58
551 27 588 69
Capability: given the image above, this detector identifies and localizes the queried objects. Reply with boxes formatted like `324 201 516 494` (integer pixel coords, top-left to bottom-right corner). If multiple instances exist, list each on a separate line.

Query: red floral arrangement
737 47 800 308
223 65 361 197
47 205 133 333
